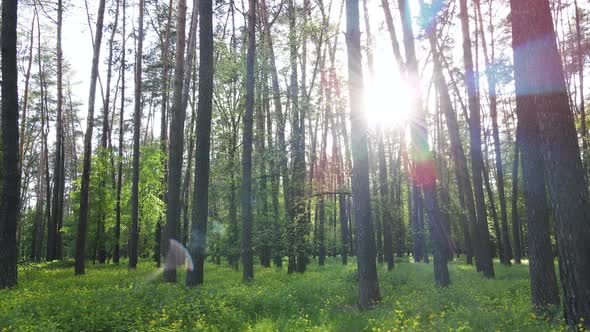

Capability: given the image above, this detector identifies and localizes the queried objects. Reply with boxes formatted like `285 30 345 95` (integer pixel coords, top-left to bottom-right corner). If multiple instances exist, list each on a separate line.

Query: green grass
0 257 572 331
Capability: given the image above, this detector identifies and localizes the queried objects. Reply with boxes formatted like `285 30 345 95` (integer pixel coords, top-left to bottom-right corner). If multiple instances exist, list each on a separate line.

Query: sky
15 0 589 138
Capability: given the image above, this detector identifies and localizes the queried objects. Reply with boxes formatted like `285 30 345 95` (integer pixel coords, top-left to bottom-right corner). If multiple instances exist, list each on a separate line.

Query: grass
0 257 572 331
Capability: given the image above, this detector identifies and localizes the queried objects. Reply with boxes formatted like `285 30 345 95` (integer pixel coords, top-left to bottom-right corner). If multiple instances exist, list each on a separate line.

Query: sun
364 70 413 129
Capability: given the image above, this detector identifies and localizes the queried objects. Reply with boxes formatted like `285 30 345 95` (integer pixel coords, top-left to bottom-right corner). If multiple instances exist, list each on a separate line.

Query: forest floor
0 257 571 331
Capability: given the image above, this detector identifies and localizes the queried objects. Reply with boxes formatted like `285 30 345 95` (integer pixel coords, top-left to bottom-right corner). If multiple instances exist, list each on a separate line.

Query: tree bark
75 0 106 275
398 0 446 284
511 0 590 326
155 0 174 269
114 0 127 265
241 0 256 282
0 0 20 288
129 0 145 270
346 0 381 309
164 0 187 280
475 0 512 265
459 0 494 278
186 0 214 286
510 124 522 264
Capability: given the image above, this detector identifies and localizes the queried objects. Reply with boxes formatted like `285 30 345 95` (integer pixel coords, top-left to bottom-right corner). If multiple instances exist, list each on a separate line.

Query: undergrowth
0 257 572 331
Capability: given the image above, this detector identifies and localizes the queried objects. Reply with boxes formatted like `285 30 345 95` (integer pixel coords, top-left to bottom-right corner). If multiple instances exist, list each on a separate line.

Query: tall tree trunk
346 0 381 309
421 18 474 264
482 129 502 260
32 149 45 261
260 0 291 269
155 0 174 268
510 124 522 264
378 129 394 271
129 0 145 270
186 0 214 286
369 141 383 264
459 0 494 278
114 0 127 265
511 0 590 327
287 0 308 274
75 0 106 275
399 0 447 284
164 0 187 280
0 0 19 288
19 12 35 176
241 0 256 282
475 0 512 265
574 0 587 175
516 88 560 312
181 0 199 248
96 0 120 265
36 17 53 263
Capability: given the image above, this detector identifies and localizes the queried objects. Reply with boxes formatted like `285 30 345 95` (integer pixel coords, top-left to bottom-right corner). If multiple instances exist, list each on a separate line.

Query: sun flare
364 74 413 129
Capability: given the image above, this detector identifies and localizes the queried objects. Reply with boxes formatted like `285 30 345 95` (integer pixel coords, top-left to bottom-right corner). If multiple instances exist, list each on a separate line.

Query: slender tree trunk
260 0 291 269
32 150 45 261
423 23 475 264
129 0 145 270
36 18 53 263
19 13 35 176
475 0 512 265
75 0 106 276
266 86 282 267
346 0 381 308
574 0 587 176
241 0 256 282
186 0 214 286
399 0 446 283
459 0 494 278
511 0 590 326
164 0 187 280
0 0 19 289
510 124 522 264
155 0 174 268
181 0 199 248
482 129 502 260
114 0 127 265
378 129 394 271
369 142 383 264
95 0 120 265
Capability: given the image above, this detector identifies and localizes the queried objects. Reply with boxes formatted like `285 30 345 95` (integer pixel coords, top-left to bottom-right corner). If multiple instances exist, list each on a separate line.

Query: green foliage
0 258 572 331
67 144 164 260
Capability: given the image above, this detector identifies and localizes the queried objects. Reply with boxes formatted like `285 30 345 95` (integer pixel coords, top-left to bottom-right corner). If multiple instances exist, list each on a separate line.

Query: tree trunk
75 0 106 275
155 0 174 268
19 12 35 177
164 0 187 280
423 24 474 264
186 0 214 286
574 0 587 176
346 0 381 309
241 0 256 282
511 0 590 326
475 0 512 265
114 0 127 265
399 0 447 284
129 0 145 270
459 0 494 278
0 0 19 288
516 88 560 312
482 129 502 260
510 124 522 264
181 0 199 248
378 129 394 271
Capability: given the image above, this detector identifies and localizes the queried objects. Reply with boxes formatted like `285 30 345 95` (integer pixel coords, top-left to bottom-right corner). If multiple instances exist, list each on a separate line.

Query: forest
1 0 590 330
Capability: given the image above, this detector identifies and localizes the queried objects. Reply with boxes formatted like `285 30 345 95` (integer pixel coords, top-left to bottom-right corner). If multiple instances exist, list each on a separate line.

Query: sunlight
364 73 414 129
